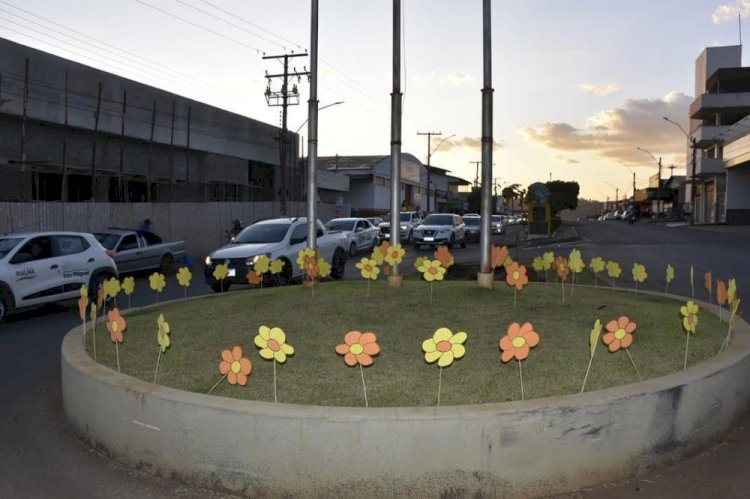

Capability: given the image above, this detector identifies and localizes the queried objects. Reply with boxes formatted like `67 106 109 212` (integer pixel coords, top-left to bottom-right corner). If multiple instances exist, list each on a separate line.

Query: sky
1 0 750 201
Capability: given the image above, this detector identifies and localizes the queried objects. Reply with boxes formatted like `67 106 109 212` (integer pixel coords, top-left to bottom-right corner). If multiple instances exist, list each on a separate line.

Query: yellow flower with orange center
681 301 699 334
254 325 295 363
418 258 446 282
422 327 467 367
356 257 380 280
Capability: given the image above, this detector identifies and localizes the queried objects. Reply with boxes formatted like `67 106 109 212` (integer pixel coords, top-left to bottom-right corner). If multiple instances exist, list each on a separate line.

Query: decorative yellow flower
269 259 285 275
156 313 170 352
666 264 675 283
371 241 389 265
254 325 294 363
122 276 135 295
681 301 699 334
414 256 427 271
503 255 514 268
568 249 585 274
606 260 621 278
317 257 332 278
176 266 192 287
728 278 737 303
589 319 602 358
254 255 271 274
296 248 316 268
384 243 405 266
532 256 545 273
212 264 228 281
90 303 97 322
149 272 166 292
422 327 467 367
542 251 554 269
632 263 648 283
103 277 121 299
590 257 605 273
355 257 380 280
418 258 446 282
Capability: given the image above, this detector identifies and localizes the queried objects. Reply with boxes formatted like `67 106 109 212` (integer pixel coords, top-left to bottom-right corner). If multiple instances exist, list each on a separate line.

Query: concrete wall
0 202 349 261
61 299 750 497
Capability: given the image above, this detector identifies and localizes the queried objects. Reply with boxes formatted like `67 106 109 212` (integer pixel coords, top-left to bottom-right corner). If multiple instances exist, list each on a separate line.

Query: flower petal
424 350 442 363
227 371 237 385
620 334 633 349
344 331 362 345
605 319 619 333
451 343 466 359
275 350 287 363
433 328 452 343
507 322 521 338
499 336 513 351
524 330 540 347
259 325 270 341
357 353 374 367
516 343 530 360
235 372 247 386
240 357 252 375
269 327 286 344
422 339 437 353
259 348 274 360
335 343 350 355
437 350 454 367
281 343 294 355
359 332 377 345
219 360 231 375
254 335 267 349
221 349 234 363
363 342 380 355
602 332 615 345
617 316 630 329
232 345 243 361
450 331 467 345
344 352 357 366
608 339 621 352
625 321 637 334
500 349 515 363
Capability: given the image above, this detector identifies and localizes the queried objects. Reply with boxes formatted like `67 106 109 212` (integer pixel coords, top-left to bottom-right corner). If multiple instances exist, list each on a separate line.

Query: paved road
1 222 748 497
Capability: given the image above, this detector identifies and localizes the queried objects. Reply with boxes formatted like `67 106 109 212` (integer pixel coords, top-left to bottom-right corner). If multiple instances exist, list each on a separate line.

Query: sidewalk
524 223 581 247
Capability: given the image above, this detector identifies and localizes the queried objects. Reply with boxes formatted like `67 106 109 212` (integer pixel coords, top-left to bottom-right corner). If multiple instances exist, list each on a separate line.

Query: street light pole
636 146 662 218
418 132 455 213
619 161 637 209
663 117 697 225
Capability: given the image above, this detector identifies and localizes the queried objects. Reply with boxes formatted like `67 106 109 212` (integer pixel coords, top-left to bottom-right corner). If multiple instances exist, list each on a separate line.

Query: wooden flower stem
92 319 97 361
570 273 575 295
115 341 121 372
518 359 525 401
561 279 565 303
81 319 86 348
612 278 615 290
437 366 443 407
684 332 690 370
545 270 548 286
184 287 187 301
154 348 162 384
367 279 370 299
513 288 517 308
156 291 159 303
581 354 595 394
206 373 228 394
665 282 668 297
625 348 641 381
273 359 278 403
359 364 369 408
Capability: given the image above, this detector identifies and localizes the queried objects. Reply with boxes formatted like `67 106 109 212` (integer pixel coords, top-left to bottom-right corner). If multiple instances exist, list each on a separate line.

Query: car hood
416 224 453 231
210 243 279 259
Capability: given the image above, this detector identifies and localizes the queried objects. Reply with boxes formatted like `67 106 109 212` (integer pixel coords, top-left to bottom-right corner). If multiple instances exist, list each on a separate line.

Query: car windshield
422 214 454 225
400 213 412 222
326 220 355 231
464 217 480 226
94 233 120 250
492 215 503 223
233 223 290 244
0 237 23 259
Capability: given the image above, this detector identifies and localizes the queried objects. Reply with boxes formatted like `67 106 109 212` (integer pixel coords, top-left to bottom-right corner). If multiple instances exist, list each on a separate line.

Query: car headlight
205 256 212 266
400 224 408 231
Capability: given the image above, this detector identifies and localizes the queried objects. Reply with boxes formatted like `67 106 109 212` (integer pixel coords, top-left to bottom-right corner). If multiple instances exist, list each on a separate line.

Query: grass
85 278 728 407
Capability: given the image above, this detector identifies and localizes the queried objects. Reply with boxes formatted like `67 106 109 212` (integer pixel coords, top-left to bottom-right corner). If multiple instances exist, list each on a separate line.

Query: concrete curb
62 293 750 497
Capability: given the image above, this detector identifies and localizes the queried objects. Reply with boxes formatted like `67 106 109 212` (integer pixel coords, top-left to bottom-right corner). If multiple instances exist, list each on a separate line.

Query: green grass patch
85 280 726 407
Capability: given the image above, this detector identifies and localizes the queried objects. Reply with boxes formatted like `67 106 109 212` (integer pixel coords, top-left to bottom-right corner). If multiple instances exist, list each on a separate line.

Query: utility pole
470 161 481 188
388 0 403 285
264 52 309 216
657 156 662 218
417 131 441 212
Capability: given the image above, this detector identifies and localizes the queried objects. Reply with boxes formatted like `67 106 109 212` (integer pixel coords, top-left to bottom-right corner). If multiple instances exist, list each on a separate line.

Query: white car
413 213 467 249
0 232 118 322
325 218 379 256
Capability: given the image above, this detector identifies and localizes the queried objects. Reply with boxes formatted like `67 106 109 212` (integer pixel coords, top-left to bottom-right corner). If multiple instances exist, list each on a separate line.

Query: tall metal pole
389 0 403 282
307 0 319 248
478 0 494 285
657 156 662 217
690 138 697 225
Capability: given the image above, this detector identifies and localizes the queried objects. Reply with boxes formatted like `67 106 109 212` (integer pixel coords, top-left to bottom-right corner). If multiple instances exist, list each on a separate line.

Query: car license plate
424 236 434 241
228 268 236 277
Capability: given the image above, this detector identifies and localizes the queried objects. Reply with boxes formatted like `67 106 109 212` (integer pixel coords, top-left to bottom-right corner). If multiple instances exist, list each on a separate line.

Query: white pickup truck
203 217 349 292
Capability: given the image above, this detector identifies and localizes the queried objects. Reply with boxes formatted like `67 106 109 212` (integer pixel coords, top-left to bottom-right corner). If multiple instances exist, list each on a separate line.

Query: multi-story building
688 45 750 224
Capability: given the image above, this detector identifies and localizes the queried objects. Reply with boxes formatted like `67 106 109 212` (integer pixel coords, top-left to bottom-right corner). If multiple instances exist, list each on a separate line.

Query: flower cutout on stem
153 313 170 383
297 248 319 280
247 270 262 285
356 257 380 280
581 319 602 393
122 276 135 295
336 331 380 367
717 279 728 320
632 263 647 293
554 256 569 281
371 241 390 265
78 285 88 321
107 307 127 372
269 259 285 275
532 256 545 276
215 346 252 388
665 264 675 296
177 266 192 299
317 257 332 278
385 243 405 266
103 277 121 300
602 315 636 352
434 245 454 268
414 256 427 272
96 285 105 309
491 245 509 270
149 272 167 302
590 257 605 288
606 260 621 289
212 264 228 282
418 258 446 282
423 327 467 367
499 322 540 362
681 300 699 334
506 262 529 291
728 278 738 303
568 249 585 280
254 255 271 274
255 326 295 363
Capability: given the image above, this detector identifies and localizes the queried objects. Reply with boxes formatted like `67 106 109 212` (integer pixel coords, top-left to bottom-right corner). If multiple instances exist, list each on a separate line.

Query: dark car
462 215 480 243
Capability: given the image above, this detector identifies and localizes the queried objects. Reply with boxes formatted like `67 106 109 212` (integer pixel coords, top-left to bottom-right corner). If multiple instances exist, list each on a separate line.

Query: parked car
491 214 507 234
378 211 422 242
0 231 117 322
94 229 186 274
462 215 481 243
365 216 384 227
413 213 466 249
325 218 379 256
603 212 618 220
203 217 348 293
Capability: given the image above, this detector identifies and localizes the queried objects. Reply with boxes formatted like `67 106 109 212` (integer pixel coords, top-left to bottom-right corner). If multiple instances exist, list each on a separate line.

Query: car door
287 223 308 277
114 234 141 273
361 220 376 248
454 215 466 240
355 220 368 250
7 235 65 306
52 234 93 298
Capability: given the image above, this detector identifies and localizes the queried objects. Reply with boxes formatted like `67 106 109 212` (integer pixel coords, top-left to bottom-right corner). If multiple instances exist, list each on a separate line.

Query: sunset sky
2 0 750 200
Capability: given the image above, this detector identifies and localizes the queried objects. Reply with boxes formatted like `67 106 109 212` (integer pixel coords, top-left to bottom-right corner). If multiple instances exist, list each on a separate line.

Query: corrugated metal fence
0 202 350 261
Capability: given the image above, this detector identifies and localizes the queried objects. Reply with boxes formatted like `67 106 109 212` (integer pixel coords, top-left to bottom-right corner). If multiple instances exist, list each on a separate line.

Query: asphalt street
1 221 749 497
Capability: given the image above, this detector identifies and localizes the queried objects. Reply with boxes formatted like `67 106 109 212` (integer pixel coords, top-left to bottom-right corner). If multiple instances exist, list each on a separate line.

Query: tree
545 181 579 214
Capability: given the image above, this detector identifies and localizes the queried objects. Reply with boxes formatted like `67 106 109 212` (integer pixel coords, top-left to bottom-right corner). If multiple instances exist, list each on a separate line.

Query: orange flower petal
227 371 237 385
363 342 380 355
235 372 247 386
608 339 621 352
221 349 233 363
500 349 515 363
620 334 633 349
335 343 350 355
344 352 357 366
357 353 374 367
605 320 619 333
524 330 540 347
359 332 377 345
515 343 530 360
499 336 513 351
344 331 362 345
240 357 252 376
232 345 242 361
617 316 630 329
602 332 616 345
219 361 231 375
507 322 521 338
625 321 637 334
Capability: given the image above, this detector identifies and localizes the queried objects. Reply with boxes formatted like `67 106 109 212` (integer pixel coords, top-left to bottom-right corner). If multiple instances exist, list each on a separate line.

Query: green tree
545 180 579 214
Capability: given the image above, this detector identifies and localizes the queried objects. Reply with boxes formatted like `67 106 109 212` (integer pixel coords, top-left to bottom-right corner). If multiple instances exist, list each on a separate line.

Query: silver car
413 213 467 249
325 218 379 256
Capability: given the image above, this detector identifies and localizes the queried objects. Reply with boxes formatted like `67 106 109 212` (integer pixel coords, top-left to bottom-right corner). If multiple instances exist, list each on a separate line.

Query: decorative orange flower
434 245 454 268
506 261 529 291
247 270 262 285
717 280 728 305
371 241 390 265
78 285 88 321
499 322 540 362
302 252 319 278
491 245 509 269
219 346 253 386
602 315 637 352
106 308 127 343
96 285 105 308
554 256 570 281
335 331 381 367
704 271 712 294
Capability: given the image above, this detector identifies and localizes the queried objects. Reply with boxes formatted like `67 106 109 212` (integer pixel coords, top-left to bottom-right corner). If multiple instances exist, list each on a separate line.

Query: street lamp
619 161 637 210
295 100 345 134
636 146 663 218
663 117 697 225
604 181 620 209
425 134 455 212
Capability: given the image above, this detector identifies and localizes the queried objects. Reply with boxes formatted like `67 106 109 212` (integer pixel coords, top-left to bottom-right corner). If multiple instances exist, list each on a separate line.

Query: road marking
124 418 161 431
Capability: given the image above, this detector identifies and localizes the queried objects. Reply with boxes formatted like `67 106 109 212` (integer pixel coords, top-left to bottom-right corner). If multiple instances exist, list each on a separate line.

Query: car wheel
160 254 175 274
331 248 347 280
89 272 113 303
0 290 12 323
448 235 455 249
349 242 357 257
460 236 466 249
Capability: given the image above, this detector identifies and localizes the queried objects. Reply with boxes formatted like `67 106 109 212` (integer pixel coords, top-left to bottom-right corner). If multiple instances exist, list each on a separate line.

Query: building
0 38 298 204
688 45 750 224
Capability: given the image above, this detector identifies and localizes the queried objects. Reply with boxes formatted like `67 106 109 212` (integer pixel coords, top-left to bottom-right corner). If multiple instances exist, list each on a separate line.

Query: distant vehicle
0 231 117 322
614 210 626 220
94 229 186 274
325 218 379 256
203 217 348 292
378 211 422 242
491 215 507 234
462 215 481 243
365 216 384 227
413 213 466 249
604 212 618 220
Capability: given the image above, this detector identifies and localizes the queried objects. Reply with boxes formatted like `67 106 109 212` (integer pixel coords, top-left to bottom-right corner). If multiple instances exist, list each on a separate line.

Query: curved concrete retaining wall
62 315 750 497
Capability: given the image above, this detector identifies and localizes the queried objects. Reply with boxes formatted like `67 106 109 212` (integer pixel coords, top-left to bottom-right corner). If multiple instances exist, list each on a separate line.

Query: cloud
433 136 503 153
578 83 621 96
712 1 750 23
518 92 693 165
554 154 580 164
